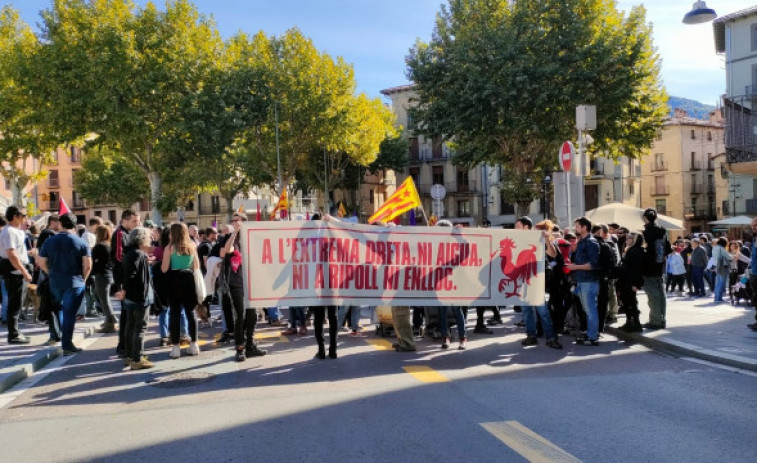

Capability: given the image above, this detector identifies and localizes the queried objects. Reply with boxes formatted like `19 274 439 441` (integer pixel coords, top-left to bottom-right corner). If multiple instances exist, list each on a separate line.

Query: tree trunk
225 194 234 224
516 201 531 219
10 180 23 207
148 171 163 225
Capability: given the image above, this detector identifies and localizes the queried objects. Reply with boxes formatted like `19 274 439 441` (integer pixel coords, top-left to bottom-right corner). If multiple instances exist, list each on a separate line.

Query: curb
607 326 757 373
0 324 100 394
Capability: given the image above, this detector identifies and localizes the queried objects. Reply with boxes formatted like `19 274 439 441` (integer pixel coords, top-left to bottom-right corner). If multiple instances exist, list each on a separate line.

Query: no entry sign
559 141 574 172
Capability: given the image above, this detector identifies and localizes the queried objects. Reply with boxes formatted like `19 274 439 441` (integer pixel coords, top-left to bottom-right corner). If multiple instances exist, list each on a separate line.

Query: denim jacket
572 234 600 283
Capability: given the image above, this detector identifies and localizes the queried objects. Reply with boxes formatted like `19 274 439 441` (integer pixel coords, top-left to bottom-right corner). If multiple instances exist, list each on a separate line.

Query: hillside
668 96 716 120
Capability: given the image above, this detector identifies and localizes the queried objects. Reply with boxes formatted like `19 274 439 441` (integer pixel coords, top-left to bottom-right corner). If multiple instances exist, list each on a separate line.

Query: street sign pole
559 141 574 226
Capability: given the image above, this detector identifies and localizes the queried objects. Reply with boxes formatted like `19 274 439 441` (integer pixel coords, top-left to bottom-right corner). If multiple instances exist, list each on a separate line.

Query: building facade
640 109 731 234
714 6 757 178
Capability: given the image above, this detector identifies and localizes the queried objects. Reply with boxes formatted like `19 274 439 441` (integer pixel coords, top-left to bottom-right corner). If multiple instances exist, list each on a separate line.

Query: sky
3 0 755 106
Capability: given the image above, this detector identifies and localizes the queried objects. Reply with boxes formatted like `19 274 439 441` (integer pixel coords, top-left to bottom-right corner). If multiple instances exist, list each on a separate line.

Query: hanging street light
682 1 717 24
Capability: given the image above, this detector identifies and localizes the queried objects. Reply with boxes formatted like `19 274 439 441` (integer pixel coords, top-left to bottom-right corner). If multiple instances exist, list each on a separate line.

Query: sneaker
458 337 467 350
441 337 450 349
298 326 307 335
159 337 170 347
546 339 563 350
187 342 200 356
217 332 234 344
245 345 267 357
180 336 191 346
395 344 416 352
486 319 503 326
642 322 665 330
349 330 367 338
8 335 31 344
281 327 297 335
473 326 493 334
62 346 83 356
521 336 538 346
96 323 117 334
170 346 181 359
44 338 60 346
235 349 246 362
576 338 599 346
130 357 154 370
314 350 326 360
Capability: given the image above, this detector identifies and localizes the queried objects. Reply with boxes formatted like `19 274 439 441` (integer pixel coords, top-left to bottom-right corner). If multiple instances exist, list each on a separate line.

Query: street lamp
542 172 552 220
682 1 716 24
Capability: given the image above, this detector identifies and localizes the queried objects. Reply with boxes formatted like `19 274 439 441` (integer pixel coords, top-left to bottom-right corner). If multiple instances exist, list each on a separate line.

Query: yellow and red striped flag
338 202 347 218
270 190 288 219
368 177 421 224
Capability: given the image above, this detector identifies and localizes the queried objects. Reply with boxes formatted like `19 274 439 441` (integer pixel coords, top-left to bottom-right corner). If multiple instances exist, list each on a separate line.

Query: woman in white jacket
666 248 687 295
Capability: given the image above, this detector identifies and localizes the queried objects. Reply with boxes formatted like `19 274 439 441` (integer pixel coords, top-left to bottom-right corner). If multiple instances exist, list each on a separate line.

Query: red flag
59 197 71 215
306 211 310 220
256 202 262 221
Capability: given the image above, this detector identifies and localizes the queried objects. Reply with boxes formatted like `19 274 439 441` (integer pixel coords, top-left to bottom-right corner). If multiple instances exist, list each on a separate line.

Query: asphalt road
0 316 755 463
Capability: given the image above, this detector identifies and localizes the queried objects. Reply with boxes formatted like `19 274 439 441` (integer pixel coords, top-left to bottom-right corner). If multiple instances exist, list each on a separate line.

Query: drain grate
147 371 215 388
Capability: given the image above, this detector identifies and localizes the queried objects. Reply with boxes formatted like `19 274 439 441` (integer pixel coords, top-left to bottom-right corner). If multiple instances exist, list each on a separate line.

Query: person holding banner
312 213 339 359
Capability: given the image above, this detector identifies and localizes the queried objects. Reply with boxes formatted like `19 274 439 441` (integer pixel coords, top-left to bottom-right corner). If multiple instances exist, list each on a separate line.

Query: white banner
241 221 545 307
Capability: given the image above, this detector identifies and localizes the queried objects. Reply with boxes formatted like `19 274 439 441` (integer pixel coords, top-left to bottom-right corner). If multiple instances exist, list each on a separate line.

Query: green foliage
0 6 58 204
73 147 149 208
406 0 668 207
368 132 410 174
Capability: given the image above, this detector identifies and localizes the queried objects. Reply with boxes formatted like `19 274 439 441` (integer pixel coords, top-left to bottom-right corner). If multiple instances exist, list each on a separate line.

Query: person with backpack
641 208 672 330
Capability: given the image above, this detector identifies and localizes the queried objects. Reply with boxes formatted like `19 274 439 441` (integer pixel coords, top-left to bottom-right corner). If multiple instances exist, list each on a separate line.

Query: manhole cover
147 372 215 389
178 349 226 361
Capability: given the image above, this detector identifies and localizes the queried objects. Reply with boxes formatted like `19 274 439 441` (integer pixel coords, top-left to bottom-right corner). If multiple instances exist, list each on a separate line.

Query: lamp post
542 172 552 220
682 1 717 24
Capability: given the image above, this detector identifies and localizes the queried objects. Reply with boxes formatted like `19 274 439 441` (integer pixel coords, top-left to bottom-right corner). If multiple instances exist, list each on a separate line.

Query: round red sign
559 141 574 172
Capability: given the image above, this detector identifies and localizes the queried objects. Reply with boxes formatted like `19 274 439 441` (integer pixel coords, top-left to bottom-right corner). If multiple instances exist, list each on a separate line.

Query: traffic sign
559 141 574 172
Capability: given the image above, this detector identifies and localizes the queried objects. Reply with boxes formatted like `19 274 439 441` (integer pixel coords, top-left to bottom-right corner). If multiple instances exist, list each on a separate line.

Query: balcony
417 180 480 196
684 208 716 221
723 95 757 175
649 186 668 196
706 184 715 195
650 162 667 172
690 184 702 194
690 161 701 171
48 178 59 188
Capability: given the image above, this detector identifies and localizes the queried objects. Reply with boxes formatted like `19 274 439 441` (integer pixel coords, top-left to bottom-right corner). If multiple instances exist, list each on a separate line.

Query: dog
23 283 41 324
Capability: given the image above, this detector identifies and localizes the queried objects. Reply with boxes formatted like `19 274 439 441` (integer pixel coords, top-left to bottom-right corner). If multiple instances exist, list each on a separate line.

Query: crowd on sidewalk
1 205 755 371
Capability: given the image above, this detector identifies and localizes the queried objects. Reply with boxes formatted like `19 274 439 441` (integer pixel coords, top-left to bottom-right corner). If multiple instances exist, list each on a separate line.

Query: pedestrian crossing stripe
481 421 581 463
366 339 394 350
402 365 450 383
254 332 289 343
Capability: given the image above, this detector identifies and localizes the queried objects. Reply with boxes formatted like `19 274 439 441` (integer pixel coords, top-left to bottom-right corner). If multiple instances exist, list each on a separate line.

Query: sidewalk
607 291 757 372
0 313 105 393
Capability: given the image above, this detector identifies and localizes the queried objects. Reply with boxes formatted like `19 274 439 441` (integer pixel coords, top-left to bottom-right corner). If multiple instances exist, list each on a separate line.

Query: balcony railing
48 178 59 188
684 208 716 221
417 180 480 195
690 184 702 194
724 96 757 164
690 161 701 171
649 186 668 196
651 162 667 172
706 184 715 195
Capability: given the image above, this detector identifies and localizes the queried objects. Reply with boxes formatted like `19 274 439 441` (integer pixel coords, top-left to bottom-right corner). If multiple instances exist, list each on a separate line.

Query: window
655 199 666 214
369 189 374 204
211 196 220 214
409 137 419 160
752 23 757 51
500 197 515 215
70 146 81 163
707 154 714 170
108 210 117 223
690 130 695 140
49 191 58 210
49 170 59 188
690 152 699 170
186 200 194 211
50 150 58 165
72 191 84 208
655 176 666 195
94 210 102 217
432 136 443 159
409 167 420 187
432 165 444 186
629 182 634 195
457 200 470 217
707 131 712 141
653 153 665 171
456 168 469 192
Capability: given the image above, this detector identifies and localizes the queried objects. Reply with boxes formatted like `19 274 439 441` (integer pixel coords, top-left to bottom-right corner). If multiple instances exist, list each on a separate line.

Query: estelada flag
236 204 245 214
270 190 288 220
59 197 71 215
368 177 421 224
338 202 346 218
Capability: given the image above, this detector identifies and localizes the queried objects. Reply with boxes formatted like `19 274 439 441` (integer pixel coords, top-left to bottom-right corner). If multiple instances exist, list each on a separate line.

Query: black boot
630 315 643 333
315 344 326 360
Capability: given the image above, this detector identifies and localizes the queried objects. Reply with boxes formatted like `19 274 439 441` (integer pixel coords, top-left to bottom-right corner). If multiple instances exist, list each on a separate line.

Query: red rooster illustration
490 238 538 298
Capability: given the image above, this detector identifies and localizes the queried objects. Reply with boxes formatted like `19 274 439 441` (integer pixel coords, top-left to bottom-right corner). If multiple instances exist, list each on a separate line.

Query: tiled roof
713 5 757 23
379 84 415 96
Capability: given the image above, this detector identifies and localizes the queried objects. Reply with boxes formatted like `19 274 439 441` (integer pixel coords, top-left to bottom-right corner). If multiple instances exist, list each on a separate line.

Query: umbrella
708 215 755 226
585 202 684 230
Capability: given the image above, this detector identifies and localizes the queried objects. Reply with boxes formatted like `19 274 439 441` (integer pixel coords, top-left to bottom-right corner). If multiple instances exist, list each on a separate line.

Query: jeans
438 306 466 339
3 276 25 340
50 284 85 350
266 307 281 322
337 306 361 331
168 270 198 344
691 266 705 296
288 306 306 328
123 299 149 362
643 276 666 325
714 273 727 302
158 306 188 338
576 281 599 341
313 306 337 353
92 273 116 324
597 278 609 332
226 285 258 348
523 303 557 340
1 279 7 322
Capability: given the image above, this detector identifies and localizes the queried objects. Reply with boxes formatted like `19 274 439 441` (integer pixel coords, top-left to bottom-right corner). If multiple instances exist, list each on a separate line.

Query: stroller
731 269 753 306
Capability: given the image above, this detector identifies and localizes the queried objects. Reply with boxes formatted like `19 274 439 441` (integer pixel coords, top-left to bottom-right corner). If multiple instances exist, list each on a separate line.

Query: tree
0 7 57 206
407 0 668 216
73 146 149 208
30 0 223 224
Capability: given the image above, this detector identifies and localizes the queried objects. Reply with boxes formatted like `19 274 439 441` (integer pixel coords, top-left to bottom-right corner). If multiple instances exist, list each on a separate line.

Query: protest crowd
1 201 756 371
